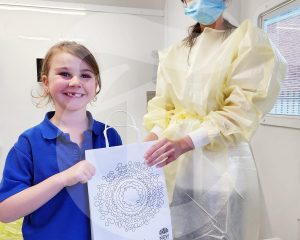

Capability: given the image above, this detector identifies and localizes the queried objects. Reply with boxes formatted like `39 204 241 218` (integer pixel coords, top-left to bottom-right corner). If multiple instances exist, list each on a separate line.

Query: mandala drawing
93 161 165 232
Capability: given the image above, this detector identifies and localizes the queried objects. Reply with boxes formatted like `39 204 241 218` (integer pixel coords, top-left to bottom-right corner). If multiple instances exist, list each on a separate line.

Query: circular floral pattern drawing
94 161 164 232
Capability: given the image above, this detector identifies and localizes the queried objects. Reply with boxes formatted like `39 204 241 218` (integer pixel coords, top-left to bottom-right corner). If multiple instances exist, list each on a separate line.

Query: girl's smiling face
42 52 98 113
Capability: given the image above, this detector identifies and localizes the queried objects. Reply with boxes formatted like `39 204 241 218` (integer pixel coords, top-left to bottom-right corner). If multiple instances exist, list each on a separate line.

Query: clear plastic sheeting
170 143 259 239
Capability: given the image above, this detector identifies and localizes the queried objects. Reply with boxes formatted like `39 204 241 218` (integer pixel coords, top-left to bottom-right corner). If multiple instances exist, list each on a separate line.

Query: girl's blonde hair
33 41 101 107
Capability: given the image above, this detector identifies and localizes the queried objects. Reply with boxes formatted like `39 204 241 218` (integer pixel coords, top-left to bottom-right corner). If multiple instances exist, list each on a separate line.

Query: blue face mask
184 0 226 25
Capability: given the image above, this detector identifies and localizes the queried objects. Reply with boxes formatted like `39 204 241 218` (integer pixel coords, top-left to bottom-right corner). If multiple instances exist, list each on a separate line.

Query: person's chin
62 104 87 112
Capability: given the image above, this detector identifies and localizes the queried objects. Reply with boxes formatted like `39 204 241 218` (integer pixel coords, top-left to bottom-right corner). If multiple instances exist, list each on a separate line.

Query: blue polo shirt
0 111 122 240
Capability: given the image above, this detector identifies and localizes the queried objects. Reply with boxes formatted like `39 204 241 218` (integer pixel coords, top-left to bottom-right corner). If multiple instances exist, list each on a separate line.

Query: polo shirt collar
41 111 101 139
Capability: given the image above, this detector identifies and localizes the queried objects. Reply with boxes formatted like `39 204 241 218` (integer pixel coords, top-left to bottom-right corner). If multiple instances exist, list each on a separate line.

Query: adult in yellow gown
143 0 287 239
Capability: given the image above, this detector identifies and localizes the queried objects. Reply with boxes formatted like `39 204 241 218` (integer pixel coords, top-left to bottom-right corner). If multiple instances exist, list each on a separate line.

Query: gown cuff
150 125 164 139
188 128 210 148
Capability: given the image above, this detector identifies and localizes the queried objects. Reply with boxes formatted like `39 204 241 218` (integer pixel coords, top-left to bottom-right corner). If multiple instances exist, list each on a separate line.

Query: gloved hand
144 132 158 142
144 136 194 168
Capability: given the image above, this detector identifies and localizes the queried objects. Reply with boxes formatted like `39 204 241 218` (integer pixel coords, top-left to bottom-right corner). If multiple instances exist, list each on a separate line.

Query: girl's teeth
67 93 82 97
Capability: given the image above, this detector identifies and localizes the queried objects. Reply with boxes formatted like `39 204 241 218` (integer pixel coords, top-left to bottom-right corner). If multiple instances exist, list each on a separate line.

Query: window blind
262 7 300 116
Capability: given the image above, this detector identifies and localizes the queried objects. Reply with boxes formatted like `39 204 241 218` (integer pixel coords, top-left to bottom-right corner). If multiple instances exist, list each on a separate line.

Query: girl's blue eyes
58 72 92 79
81 74 92 79
59 72 71 78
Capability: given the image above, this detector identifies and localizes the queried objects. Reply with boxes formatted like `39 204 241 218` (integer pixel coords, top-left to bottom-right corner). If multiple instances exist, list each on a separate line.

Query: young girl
0 41 122 240
144 0 287 239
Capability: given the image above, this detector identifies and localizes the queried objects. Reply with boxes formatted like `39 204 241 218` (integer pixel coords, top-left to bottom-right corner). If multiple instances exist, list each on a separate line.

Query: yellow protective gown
143 20 287 240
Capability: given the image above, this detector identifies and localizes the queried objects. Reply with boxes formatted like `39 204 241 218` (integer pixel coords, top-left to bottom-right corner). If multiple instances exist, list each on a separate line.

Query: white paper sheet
86 141 173 240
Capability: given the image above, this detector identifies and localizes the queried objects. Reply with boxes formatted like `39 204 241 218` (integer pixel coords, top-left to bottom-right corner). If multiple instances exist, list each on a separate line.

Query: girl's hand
144 136 194 168
58 160 96 187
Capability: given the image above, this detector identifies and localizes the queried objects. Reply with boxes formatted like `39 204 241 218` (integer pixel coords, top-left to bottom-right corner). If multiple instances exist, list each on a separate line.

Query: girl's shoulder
10 123 43 159
90 119 105 133
91 119 121 138
19 119 51 142
92 119 122 146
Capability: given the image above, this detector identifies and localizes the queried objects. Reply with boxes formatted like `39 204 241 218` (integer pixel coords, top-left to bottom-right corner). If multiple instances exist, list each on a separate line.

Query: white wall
251 125 300 240
241 0 289 25
43 0 166 10
164 0 300 239
0 1 164 170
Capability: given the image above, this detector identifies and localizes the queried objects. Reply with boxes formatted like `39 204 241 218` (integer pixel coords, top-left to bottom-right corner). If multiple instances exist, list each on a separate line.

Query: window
259 0 300 128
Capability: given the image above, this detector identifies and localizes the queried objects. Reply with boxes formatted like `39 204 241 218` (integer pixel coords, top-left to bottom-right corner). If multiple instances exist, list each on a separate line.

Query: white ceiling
42 0 166 10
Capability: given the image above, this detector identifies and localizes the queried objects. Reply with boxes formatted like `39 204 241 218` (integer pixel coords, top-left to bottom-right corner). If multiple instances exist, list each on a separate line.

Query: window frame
258 0 300 129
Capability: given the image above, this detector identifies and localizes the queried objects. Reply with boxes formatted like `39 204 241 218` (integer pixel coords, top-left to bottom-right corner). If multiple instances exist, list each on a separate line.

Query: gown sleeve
197 23 287 150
